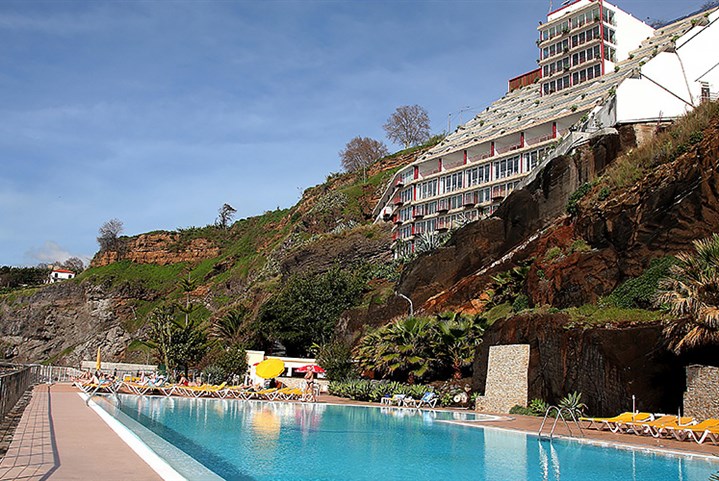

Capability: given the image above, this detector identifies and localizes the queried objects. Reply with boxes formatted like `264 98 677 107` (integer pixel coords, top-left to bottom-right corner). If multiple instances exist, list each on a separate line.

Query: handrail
538 405 586 439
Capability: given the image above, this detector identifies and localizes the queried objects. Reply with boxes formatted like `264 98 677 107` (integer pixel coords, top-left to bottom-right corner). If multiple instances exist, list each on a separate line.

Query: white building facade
374 2 719 258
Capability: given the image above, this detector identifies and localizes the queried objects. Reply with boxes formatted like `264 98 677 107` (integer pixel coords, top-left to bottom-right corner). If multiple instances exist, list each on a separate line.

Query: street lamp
396 292 414 317
447 106 472 133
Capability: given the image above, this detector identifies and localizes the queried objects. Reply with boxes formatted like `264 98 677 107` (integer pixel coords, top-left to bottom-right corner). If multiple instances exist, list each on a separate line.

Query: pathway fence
0 365 38 420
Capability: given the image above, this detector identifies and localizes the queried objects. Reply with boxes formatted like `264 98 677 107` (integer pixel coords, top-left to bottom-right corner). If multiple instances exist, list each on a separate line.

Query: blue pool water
98 395 718 481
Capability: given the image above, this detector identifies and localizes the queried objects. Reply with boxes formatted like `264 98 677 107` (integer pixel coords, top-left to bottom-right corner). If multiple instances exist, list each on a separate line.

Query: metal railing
538 405 586 439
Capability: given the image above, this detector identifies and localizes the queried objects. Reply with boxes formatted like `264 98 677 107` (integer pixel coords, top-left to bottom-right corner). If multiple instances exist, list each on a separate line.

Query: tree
436 313 485 380
62 257 85 274
97 218 123 251
216 203 237 230
254 266 366 356
313 339 357 381
339 136 389 182
211 307 249 347
383 105 431 149
147 305 209 377
655 233 719 354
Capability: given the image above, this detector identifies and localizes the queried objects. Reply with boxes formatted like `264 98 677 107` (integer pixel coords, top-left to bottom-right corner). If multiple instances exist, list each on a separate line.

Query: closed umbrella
95 347 102 371
255 358 285 379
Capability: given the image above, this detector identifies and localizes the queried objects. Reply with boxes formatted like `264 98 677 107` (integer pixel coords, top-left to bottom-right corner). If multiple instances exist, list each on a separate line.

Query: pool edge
79 392 188 481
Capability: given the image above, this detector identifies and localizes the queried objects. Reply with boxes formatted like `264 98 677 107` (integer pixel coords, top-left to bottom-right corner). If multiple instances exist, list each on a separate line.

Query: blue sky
0 0 709 266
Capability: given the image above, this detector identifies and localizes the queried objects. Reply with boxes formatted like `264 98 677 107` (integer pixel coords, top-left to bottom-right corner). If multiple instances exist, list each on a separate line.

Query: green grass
79 261 188 292
485 302 513 324
563 304 666 328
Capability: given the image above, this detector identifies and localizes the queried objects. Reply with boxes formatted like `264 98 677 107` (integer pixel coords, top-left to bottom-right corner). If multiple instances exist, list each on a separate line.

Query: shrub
314 340 357 381
558 391 587 417
566 182 593 216
509 405 535 416
529 398 549 416
569 239 591 253
545 246 563 261
598 186 611 201
605 256 677 308
512 294 530 312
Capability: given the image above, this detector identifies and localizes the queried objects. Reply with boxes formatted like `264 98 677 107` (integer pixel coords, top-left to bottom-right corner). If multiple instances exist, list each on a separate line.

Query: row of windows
603 26 616 45
542 43 614 79
400 187 413 203
572 44 601 68
542 38 569 61
412 146 550 200
542 75 571 95
541 20 570 42
541 8 616 44
572 64 602 86
570 7 600 31
571 25 600 49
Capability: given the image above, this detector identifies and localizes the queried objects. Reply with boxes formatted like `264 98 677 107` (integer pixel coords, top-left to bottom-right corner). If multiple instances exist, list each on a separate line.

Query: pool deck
1 384 717 480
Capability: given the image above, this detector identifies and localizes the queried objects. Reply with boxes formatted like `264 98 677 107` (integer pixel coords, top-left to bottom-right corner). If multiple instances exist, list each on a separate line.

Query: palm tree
655 233 719 353
437 313 485 379
211 307 248 347
383 317 438 384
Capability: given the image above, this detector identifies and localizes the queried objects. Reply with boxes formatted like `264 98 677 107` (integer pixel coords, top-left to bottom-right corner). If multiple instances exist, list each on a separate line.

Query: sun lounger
668 418 719 443
623 415 695 437
579 412 653 431
177 382 228 398
380 394 406 406
74 380 119 397
404 392 439 409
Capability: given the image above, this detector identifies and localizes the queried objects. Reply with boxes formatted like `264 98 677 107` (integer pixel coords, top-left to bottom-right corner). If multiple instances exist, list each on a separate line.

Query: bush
529 398 549 416
598 186 611 201
512 294 530 313
509 405 535 416
314 340 357 381
569 239 590 253
604 256 677 308
566 182 593 216
545 247 562 261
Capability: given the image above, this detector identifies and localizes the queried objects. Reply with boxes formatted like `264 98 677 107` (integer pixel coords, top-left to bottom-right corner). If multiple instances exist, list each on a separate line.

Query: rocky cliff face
91 232 220 268
473 313 684 416
0 281 131 365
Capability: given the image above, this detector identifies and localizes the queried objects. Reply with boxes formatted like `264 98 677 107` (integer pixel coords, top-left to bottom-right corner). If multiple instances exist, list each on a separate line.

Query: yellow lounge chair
623 415 695 437
668 418 719 443
580 412 653 431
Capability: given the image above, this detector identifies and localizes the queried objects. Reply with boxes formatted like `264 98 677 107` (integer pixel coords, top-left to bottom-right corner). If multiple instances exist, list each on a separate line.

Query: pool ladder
538 406 585 439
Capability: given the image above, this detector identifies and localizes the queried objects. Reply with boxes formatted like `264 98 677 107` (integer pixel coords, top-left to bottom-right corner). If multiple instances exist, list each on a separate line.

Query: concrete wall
684 365 719 419
475 344 530 413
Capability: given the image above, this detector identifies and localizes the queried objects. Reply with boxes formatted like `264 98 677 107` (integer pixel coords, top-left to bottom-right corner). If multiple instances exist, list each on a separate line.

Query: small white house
49 268 75 283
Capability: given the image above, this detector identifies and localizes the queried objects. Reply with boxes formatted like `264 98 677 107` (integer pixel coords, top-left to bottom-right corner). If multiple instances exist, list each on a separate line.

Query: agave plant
558 391 587 418
655 233 719 353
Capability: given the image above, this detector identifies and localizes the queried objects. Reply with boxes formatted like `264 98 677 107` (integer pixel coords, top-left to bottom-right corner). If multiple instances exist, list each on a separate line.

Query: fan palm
655 234 719 353
211 308 248 347
437 313 485 379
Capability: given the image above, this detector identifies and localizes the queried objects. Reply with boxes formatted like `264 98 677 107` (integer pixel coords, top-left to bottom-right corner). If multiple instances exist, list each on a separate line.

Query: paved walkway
1 386 717 481
0 384 160 481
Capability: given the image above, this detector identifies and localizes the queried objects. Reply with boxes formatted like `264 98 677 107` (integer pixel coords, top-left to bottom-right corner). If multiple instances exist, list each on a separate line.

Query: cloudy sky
0 0 709 266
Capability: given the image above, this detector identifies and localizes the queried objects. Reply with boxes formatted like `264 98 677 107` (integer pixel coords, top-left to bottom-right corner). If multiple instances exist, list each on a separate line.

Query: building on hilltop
538 0 654 96
373 1 719 258
48 268 75 283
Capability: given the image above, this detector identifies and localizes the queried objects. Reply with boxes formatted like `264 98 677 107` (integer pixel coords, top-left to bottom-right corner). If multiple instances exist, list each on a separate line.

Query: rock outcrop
91 232 220 268
473 313 684 416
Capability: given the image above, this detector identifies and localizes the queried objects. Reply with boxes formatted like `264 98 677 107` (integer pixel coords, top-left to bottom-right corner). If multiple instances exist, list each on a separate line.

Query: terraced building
374 0 719 258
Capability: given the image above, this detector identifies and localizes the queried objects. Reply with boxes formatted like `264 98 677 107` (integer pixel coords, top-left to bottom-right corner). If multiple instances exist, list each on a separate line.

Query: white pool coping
81 391 719 480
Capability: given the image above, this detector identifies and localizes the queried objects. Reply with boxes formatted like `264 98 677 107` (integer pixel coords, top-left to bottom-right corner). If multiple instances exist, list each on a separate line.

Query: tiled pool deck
1 384 717 480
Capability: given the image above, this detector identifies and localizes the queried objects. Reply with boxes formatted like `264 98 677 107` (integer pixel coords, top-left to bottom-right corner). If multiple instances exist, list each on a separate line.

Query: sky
0 0 711 267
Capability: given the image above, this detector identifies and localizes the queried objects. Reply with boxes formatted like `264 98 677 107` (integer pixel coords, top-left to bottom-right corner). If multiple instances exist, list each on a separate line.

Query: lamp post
447 106 472 133
396 292 414 317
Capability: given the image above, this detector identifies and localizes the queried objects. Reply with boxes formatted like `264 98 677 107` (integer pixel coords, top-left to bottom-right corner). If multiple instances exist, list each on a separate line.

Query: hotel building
374 1 719 258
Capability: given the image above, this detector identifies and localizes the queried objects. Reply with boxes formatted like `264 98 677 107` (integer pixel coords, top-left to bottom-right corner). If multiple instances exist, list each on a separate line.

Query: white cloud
25 241 74 265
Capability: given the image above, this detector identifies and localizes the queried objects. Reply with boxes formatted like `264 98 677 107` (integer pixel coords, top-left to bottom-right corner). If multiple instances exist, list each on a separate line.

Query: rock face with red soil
91 232 220 268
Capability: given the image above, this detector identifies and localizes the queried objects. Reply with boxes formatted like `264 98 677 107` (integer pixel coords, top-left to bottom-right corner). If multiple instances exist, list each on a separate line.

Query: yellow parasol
95 346 102 371
255 358 285 379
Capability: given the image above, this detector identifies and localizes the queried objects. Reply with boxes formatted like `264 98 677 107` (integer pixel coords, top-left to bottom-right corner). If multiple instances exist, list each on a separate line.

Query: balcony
437 200 449 213
436 219 450 231
392 195 403 206
413 207 425 219
463 193 478 207
393 216 403 225
395 178 405 188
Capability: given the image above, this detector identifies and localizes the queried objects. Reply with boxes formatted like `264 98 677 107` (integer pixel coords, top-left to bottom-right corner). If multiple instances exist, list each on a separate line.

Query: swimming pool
95 394 719 481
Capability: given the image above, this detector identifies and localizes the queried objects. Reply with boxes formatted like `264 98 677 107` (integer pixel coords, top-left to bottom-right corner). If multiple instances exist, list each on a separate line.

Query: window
603 26 616 44
493 156 520 180
450 194 463 210
399 206 412 222
418 179 437 200
440 172 463 194
466 164 490 187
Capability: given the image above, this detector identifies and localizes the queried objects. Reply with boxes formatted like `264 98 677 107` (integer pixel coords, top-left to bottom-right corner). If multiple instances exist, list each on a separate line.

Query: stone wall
475 344 530 413
684 365 719 419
